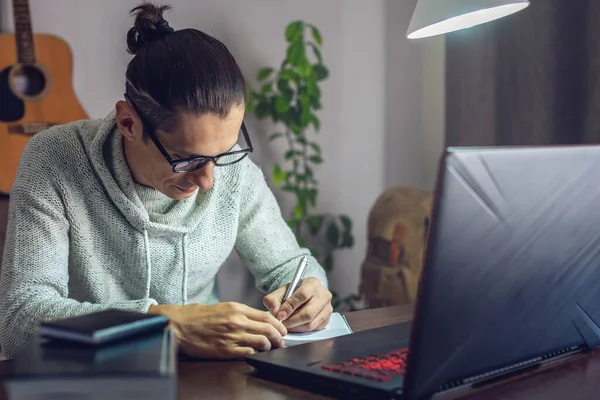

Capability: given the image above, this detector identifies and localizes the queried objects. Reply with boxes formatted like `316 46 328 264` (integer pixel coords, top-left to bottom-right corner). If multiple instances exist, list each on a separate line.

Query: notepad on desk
283 312 353 347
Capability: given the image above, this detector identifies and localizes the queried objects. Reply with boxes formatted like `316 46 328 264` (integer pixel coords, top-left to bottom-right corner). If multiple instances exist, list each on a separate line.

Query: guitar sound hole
10 64 46 97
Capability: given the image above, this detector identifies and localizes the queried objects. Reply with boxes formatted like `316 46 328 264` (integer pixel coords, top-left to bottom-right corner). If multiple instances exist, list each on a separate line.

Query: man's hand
263 277 333 333
147 302 287 359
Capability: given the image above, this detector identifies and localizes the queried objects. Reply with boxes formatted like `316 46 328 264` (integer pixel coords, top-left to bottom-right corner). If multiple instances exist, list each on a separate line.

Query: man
0 3 332 359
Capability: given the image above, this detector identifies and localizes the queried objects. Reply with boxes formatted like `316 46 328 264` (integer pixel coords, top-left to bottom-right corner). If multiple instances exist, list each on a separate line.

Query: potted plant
246 21 359 310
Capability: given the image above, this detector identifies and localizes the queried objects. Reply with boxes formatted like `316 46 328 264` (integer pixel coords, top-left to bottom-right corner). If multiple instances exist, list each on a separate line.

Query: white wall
0 0 444 308
384 0 445 191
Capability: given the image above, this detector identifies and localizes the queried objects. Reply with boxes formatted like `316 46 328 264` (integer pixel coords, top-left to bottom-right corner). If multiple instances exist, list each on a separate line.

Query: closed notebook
40 309 169 345
0 329 177 400
283 312 353 347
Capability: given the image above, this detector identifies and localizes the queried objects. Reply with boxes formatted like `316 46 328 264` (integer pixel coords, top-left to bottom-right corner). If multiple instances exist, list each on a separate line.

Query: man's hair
124 2 246 136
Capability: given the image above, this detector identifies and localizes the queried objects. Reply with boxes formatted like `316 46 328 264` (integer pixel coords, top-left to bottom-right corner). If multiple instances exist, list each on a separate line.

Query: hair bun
126 2 174 55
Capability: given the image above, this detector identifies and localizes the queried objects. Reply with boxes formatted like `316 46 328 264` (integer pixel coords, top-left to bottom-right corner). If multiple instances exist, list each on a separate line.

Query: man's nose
187 162 214 191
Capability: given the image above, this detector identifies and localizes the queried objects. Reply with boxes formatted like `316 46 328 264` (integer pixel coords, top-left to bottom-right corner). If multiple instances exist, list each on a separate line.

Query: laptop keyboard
320 348 409 382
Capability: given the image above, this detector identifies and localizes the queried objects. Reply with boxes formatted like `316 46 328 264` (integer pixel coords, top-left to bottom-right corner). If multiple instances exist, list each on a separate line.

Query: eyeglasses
124 94 254 173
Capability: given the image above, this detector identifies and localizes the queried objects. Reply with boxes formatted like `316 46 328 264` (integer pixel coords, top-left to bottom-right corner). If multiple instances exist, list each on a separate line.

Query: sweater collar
85 110 212 235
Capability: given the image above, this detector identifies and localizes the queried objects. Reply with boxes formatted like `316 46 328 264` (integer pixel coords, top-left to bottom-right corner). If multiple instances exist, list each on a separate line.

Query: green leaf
277 79 290 93
287 219 297 230
309 43 323 64
284 149 295 160
311 26 322 46
275 96 290 113
297 58 312 77
297 236 307 247
269 132 283 141
309 154 323 164
300 93 310 109
280 111 293 126
340 215 352 232
310 97 322 111
326 223 340 246
280 69 296 80
293 204 303 219
296 188 307 211
245 93 254 113
342 232 354 248
257 67 274 81
282 184 296 192
323 253 334 272
310 142 321 154
313 64 329 81
287 41 306 67
307 215 323 235
285 21 303 42
311 115 321 131
272 164 286 185
306 79 318 97
290 121 303 134
300 109 312 127
260 82 273 94
306 167 314 179
254 101 270 119
306 189 317 207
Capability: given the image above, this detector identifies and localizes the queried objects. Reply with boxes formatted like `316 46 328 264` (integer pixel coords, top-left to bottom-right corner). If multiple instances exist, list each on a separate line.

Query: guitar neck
12 0 36 64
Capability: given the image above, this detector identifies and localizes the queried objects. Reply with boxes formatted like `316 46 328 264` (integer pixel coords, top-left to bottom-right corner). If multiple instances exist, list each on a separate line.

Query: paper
283 312 353 347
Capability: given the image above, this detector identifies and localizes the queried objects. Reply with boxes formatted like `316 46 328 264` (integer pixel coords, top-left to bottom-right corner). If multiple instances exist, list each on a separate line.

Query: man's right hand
147 302 287 359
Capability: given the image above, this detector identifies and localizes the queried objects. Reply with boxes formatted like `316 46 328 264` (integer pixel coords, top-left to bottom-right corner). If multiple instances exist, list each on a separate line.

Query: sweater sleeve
0 136 157 359
234 160 328 295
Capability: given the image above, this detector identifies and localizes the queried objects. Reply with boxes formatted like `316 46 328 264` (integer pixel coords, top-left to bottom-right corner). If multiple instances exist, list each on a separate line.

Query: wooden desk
178 305 600 400
177 305 413 399
3 305 600 399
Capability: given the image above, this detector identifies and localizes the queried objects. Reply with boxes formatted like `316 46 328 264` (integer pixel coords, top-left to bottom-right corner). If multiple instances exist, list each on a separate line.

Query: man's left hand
263 277 333 332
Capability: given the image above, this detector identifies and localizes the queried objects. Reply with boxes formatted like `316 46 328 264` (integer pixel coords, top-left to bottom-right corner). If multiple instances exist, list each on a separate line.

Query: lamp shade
407 0 530 39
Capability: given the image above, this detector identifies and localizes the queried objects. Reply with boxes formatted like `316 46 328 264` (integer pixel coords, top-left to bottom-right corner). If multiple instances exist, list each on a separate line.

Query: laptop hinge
437 345 584 393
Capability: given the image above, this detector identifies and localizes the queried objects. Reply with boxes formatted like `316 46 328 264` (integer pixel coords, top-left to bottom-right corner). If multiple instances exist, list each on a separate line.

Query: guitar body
0 33 88 194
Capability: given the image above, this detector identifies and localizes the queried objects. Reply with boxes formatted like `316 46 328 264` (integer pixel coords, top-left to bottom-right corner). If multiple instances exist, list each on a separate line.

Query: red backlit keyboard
321 348 409 382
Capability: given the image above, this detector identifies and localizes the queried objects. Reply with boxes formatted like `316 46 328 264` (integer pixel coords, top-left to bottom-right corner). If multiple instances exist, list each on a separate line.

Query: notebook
1 329 177 400
40 309 169 346
283 312 353 347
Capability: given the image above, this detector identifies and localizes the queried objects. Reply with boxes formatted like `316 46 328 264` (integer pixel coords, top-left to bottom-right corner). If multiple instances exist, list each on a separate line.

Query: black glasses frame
124 93 254 173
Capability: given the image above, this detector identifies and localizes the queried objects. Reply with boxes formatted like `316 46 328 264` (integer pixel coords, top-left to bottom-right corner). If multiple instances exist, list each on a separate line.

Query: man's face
116 103 244 200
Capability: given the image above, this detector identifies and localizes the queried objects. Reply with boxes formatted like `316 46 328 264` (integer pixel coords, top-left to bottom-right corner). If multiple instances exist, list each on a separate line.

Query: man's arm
233 159 328 295
0 137 157 359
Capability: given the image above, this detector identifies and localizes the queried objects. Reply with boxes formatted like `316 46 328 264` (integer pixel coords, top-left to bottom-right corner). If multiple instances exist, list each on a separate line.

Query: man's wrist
148 304 179 318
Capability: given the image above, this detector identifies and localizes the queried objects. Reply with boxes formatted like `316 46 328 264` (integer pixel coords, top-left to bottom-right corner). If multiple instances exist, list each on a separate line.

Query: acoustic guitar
0 0 88 194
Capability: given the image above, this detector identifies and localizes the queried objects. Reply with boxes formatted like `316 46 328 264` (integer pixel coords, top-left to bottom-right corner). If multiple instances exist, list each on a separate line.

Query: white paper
283 312 353 347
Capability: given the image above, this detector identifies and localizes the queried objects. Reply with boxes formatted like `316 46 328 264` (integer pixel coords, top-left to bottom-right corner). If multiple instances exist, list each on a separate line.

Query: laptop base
247 321 412 400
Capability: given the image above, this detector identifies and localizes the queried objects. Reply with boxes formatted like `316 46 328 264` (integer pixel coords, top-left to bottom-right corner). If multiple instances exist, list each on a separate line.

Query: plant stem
302 136 309 203
284 126 301 237
284 126 297 181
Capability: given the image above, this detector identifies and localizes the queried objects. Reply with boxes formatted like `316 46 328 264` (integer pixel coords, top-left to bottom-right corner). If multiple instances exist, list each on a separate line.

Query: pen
282 256 308 303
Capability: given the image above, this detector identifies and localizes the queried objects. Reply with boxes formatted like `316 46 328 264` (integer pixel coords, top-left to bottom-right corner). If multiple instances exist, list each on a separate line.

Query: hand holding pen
263 256 334 333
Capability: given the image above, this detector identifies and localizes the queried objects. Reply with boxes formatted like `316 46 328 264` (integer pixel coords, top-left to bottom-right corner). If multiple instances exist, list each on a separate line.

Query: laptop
247 145 600 400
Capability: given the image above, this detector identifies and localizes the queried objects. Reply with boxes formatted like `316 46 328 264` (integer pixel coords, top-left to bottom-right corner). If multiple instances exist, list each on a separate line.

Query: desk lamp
407 0 530 39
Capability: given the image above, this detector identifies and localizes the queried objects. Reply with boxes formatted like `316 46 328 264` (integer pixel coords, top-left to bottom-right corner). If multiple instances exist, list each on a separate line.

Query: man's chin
169 185 198 199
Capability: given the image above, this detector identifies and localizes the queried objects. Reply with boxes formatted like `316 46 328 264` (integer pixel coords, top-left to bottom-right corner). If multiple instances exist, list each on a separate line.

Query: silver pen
282 256 308 302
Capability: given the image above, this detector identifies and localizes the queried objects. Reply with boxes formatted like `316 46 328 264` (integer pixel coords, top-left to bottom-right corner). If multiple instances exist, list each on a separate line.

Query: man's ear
115 100 142 142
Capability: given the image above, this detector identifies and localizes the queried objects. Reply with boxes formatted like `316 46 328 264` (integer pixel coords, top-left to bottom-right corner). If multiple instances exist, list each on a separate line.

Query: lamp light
407 0 530 39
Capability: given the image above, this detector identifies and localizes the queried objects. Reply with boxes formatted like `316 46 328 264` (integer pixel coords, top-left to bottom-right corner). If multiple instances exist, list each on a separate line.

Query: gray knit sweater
0 111 327 358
